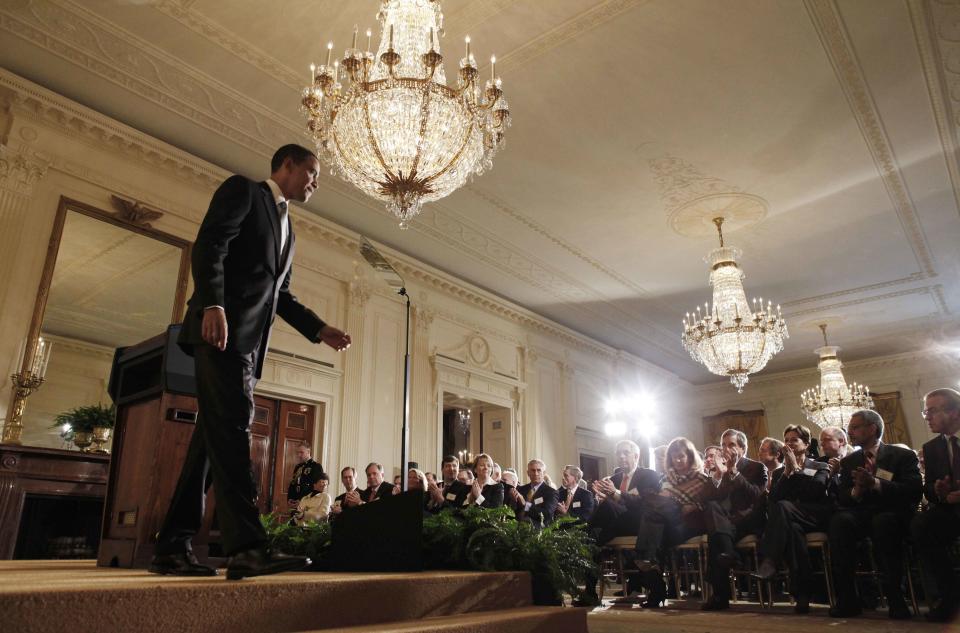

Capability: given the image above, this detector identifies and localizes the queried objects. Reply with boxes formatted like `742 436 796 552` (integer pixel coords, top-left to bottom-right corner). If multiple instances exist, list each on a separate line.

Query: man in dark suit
754 424 832 613
512 459 558 527
330 466 359 520
555 465 595 523
150 145 351 580
576 440 662 604
828 409 922 619
701 429 768 610
356 462 396 504
426 455 470 511
911 388 960 622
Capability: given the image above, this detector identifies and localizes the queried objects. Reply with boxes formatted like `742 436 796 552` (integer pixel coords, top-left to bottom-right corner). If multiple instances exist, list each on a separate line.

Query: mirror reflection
21 206 186 448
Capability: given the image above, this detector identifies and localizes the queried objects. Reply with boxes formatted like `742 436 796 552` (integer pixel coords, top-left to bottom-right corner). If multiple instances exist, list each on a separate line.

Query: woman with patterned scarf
632 437 712 608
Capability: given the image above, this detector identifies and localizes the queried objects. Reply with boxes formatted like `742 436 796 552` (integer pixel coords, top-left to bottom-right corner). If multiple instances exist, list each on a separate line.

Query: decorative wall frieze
805 0 937 277
0 69 225 191
347 278 371 309
0 143 49 196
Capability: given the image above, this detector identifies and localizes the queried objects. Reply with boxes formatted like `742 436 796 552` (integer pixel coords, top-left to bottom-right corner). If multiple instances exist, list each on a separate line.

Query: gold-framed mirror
9 196 190 448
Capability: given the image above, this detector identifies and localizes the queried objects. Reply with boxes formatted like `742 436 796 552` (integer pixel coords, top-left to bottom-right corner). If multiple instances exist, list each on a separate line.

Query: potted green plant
52 404 115 453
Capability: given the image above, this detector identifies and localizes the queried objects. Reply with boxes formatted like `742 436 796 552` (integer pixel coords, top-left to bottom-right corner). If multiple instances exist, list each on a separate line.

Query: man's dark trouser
583 501 640 598
761 500 824 597
702 500 765 602
155 345 266 557
911 505 960 608
829 508 910 609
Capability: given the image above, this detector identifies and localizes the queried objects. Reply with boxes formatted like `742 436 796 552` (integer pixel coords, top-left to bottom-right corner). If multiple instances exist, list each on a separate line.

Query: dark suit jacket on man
516 482 558 527
178 175 326 378
360 481 396 503
557 486 596 522
921 435 960 511
837 443 922 518
706 457 767 522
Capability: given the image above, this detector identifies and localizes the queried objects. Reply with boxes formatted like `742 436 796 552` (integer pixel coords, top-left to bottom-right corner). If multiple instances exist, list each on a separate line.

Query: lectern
97 325 212 567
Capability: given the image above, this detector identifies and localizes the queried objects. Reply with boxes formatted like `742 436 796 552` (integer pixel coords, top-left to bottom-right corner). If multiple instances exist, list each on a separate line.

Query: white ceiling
3 0 959 384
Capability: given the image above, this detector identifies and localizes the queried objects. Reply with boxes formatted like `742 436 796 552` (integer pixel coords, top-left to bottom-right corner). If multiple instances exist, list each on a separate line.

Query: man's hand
508 486 521 502
202 307 228 351
556 499 569 515
934 475 953 501
392 483 401 496
721 447 737 475
783 448 799 475
852 467 876 491
594 477 616 497
319 325 351 351
828 457 841 476
344 490 361 507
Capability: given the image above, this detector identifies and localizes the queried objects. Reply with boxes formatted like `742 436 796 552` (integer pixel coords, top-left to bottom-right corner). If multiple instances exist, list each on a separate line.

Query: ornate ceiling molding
783 284 946 319
805 0 937 278
911 0 960 219
781 273 928 308
0 0 300 156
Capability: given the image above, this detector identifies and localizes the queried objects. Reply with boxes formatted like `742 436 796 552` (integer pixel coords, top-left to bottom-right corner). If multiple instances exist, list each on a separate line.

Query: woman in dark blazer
467 453 504 508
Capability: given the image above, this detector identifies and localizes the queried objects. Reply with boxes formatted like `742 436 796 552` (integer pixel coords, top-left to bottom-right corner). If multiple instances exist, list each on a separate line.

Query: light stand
359 237 411 490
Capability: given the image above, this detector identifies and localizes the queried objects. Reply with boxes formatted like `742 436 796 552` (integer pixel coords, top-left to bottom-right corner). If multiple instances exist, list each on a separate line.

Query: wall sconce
2 336 52 444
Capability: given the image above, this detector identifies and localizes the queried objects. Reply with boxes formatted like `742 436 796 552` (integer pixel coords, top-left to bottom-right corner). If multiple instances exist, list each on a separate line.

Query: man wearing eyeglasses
827 409 921 619
911 388 960 623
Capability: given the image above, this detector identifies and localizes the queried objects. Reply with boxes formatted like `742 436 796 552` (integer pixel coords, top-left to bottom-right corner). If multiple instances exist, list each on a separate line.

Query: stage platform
0 560 587 633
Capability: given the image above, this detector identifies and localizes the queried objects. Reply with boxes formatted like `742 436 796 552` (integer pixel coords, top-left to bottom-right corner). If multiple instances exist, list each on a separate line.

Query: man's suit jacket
611 467 662 512
557 486 596 522
837 443 922 518
769 459 832 521
920 435 960 512
815 454 841 506
705 457 767 522
360 481 396 503
516 482 558 527
433 480 471 511
178 175 326 378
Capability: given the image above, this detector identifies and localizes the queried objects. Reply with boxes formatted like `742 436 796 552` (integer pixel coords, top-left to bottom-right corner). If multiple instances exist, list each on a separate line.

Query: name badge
524 501 532 511
876 468 894 481
572 501 581 509
445 492 456 501
534 497 544 505
628 488 639 496
802 468 817 477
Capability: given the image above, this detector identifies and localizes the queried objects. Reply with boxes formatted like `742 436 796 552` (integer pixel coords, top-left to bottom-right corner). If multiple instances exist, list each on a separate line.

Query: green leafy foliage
51 403 116 435
260 513 332 560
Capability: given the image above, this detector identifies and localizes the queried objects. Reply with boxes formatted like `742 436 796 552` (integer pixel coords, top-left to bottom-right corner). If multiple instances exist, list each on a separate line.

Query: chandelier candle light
681 217 788 392
301 0 511 228
800 324 873 429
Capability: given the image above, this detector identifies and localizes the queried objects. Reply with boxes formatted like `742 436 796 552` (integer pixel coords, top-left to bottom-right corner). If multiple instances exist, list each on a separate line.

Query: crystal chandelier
681 217 788 392
300 0 511 228
457 408 471 436
800 324 873 429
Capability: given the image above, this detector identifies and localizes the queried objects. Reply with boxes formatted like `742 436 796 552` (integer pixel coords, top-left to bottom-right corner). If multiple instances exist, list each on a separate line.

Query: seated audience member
457 468 475 485
408 468 427 491
555 465 595 523
754 424 831 613
427 455 470 511
510 459 557 527
332 466 360 516
492 463 502 483
579 440 662 604
828 409 922 619
704 445 725 484
911 388 960 623
293 473 332 525
466 453 504 508
701 429 768 611
393 475 402 488
501 468 520 511
758 437 784 485
358 462 396 504
817 426 848 503
653 445 668 475
425 472 437 486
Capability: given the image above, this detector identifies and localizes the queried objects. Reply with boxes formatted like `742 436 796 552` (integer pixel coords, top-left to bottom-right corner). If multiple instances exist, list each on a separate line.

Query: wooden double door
250 395 320 516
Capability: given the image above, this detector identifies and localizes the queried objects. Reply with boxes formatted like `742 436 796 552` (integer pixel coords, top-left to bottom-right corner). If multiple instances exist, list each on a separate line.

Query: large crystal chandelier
681 217 788 392
800 324 873 429
300 0 511 228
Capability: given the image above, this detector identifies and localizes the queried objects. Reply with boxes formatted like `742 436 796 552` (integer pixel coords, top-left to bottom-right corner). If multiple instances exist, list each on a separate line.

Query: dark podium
97 325 207 568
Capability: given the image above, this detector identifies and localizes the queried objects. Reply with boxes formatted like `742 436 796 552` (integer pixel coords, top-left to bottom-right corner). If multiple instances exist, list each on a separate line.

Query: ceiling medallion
800 324 874 430
300 0 511 229
681 217 788 392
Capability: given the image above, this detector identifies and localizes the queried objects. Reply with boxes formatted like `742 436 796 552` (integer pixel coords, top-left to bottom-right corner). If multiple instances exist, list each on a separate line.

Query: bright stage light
604 392 657 438
604 420 627 437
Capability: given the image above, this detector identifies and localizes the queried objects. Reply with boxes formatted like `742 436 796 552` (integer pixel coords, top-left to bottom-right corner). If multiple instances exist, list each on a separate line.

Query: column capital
347 279 371 308
0 145 50 197
413 305 435 333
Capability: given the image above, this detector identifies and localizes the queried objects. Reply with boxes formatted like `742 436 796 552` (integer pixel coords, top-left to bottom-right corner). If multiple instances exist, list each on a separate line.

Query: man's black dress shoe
700 597 730 611
226 547 309 580
793 594 810 614
572 594 600 608
888 603 912 620
828 604 862 618
148 552 218 577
